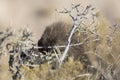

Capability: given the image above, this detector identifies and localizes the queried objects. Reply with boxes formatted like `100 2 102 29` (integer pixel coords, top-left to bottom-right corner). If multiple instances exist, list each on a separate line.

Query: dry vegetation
0 3 120 80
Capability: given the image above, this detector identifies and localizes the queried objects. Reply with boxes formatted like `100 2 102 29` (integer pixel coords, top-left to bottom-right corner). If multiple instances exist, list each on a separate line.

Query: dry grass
19 57 83 80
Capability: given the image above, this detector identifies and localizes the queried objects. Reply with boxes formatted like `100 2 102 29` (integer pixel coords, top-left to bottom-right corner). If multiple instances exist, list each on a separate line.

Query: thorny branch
56 3 97 67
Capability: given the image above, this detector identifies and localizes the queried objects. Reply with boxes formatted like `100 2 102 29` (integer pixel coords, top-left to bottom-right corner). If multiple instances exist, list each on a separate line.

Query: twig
34 42 83 49
71 73 92 80
53 48 61 63
59 24 78 66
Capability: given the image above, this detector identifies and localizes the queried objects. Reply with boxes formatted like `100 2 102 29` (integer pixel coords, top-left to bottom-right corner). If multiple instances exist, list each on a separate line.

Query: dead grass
19 57 83 80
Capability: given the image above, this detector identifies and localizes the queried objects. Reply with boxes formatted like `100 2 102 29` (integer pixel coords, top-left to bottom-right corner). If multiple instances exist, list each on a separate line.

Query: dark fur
38 21 89 64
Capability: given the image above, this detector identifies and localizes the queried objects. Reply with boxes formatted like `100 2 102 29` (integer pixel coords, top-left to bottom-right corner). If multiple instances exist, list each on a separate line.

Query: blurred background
0 0 120 41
